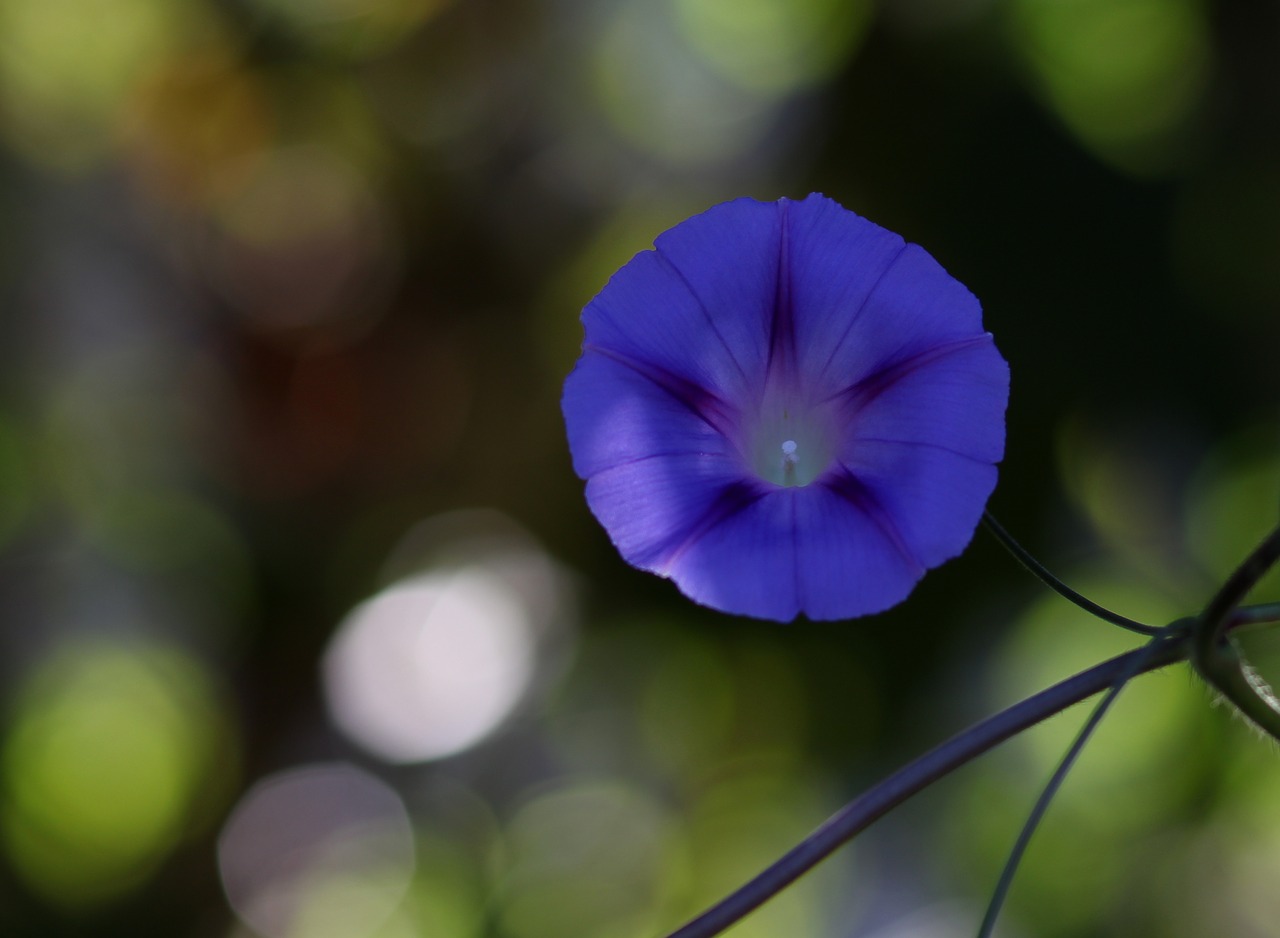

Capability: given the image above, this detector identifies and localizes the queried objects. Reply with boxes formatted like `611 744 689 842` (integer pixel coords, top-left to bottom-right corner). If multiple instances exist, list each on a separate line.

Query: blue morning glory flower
562 194 1009 622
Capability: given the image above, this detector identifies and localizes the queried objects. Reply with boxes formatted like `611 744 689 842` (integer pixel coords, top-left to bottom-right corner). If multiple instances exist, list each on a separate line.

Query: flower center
749 404 836 487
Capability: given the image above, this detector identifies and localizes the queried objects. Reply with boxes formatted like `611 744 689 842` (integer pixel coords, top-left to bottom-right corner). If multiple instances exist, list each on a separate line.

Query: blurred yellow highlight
396 834 487 938
1 641 234 906
247 0 453 57
202 145 397 340
123 52 272 207
587 0 868 168
1008 0 1211 174
217 763 415 938
672 0 871 95
639 632 736 778
590 3 779 165
1187 425 1280 599
1056 416 1197 596
0 0 212 171
682 763 837 938
498 780 679 938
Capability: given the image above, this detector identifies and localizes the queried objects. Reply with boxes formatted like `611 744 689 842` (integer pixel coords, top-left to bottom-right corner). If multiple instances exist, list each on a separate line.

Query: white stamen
781 440 799 485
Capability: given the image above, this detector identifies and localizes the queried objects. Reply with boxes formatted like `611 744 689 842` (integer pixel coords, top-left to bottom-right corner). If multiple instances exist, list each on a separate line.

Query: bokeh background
0 1 1277 936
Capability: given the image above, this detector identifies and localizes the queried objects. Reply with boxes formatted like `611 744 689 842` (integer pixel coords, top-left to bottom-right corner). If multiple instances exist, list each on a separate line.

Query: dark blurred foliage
0 1 1276 937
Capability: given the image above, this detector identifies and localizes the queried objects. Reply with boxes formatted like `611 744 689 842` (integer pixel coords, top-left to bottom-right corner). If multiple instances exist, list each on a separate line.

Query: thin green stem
982 512 1161 636
974 628 1175 938
660 629 1191 938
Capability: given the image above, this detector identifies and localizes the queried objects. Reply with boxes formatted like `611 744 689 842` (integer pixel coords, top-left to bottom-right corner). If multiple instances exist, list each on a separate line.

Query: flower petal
794 481 928 620
782 195 988 398
841 336 1009 463
664 484 925 621
837 439 999 570
781 194 909 387
584 452 759 572
563 350 740 479
651 197 781 390
581 199 784 405
660 490 801 621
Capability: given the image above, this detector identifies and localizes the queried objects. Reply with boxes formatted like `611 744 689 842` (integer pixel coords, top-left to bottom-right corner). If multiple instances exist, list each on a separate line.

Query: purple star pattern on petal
562 194 1010 622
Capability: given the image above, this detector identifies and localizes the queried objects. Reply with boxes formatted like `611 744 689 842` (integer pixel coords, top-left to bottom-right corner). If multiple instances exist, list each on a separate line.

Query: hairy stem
1192 526 1280 740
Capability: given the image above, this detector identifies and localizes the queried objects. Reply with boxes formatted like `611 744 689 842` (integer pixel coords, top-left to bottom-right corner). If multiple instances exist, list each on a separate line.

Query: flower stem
660 628 1192 938
1200 526 1280 638
981 512 1161 636
974 626 1179 938
1230 601 1280 633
